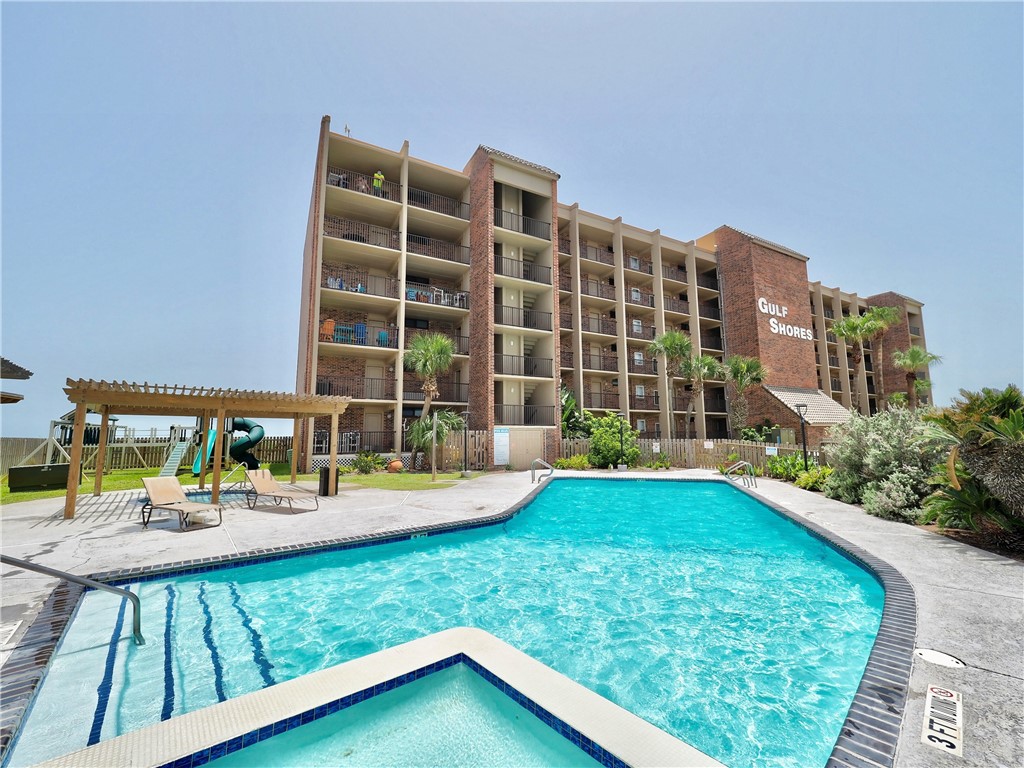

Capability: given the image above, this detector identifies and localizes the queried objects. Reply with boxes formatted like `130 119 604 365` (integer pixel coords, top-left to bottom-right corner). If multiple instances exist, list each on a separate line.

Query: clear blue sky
2 2 1021 437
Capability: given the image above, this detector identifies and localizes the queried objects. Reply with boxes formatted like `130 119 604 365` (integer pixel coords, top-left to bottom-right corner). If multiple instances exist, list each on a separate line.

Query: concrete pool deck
1 470 1021 767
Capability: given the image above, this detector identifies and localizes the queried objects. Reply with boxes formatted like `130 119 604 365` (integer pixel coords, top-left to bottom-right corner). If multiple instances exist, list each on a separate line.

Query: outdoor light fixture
617 412 627 471
794 403 809 472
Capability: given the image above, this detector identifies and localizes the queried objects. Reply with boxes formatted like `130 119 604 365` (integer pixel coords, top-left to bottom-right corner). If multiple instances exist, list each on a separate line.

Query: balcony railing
704 397 728 413
910 325 921 336
494 404 556 426
823 308 836 319
696 273 719 290
580 243 614 266
494 355 553 378
662 265 687 282
700 335 724 350
636 430 661 440
560 350 574 368
830 378 843 391
580 279 616 300
581 354 618 372
402 381 469 403
558 236 572 254
627 290 655 308
865 359 874 372
664 297 689 314
559 274 572 291
322 265 400 299
495 257 552 285
314 430 396 454
405 282 469 309
494 305 552 331
407 233 470 265
326 166 400 201
698 304 722 321
579 316 617 335
324 215 401 251
407 187 470 219
625 254 654 275
629 393 660 410
404 329 470 355
828 355 840 367
671 396 690 411
627 323 656 341
493 209 551 240
826 333 838 343
316 377 395 400
627 357 658 375
584 391 620 409
319 319 399 348
560 311 573 329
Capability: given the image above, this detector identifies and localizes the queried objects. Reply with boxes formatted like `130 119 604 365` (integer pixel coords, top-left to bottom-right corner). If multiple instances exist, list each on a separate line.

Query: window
629 256 641 271
631 287 642 302
633 351 644 364
632 319 643 334
636 419 646 432
635 385 645 397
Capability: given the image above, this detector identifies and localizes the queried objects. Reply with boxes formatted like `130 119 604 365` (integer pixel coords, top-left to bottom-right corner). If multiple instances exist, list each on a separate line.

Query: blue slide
192 418 266 474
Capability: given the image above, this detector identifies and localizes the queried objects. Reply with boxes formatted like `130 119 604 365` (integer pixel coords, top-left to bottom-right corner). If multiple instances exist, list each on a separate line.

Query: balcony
664 297 689 314
495 257 552 285
316 376 395 400
315 430 396 454
865 359 874 372
698 304 722 321
704 397 728 413
826 333 838 344
560 311 573 329
494 355 553 378
662 264 688 282
408 187 469 220
581 353 618 372
405 282 469 309
584 391 620 409
629 393 660 410
580 243 614 266
559 274 572 291
494 305 552 331
405 329 470 355
636 430 661 440
910 325 922 336
322 265 400 299
671 396 690 411
493 209 551 240
326 166 400 201
560 350 574 368
696 273 719 290
579 316 617 335
580 279 616 300
324 215 400 250
828 356 840 367
407 234 470 265
558 236 572 254
319 319 399 348
402 380 469 403
625 254 654 275
627 290 655 308
823 308 835 319
627 357 658 375
627 323 656 341
494 404 556 426
830 378 843 391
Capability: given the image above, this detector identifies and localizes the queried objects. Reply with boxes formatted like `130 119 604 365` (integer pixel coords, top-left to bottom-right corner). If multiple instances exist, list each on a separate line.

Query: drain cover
914 648 966 668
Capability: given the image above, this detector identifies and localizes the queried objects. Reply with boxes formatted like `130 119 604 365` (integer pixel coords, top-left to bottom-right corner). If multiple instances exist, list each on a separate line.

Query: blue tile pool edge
0 476 914 768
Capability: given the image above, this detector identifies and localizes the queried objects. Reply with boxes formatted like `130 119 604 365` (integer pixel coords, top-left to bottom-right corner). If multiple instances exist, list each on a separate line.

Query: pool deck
1 470 1021 767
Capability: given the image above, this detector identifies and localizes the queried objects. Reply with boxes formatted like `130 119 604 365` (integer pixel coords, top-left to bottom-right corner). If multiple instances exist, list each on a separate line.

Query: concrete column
613 219 627 417
395 143 410 454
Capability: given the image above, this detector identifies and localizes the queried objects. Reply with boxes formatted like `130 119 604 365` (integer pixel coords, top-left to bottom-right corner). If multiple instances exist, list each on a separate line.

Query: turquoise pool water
208 664 599 767
9 479 884 768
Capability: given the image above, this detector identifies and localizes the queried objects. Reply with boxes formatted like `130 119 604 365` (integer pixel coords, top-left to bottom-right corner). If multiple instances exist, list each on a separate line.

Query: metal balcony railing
910 325 921 336
580 243 615 266
625 254 654 275
558 236 572 254
319 319 399 348
700 335 724 350
823 308 836 319
831 378 843 391
494 355 553 378
671 396 689 411
627 323 656 341
316 377 395 400
560 350 574 368
581 354 618 372
323 215 401 251
314 430 396 454
493 208 551 240
494 257 552 285
636 430 661 440
326 166 401 201
404 330 470 355
407 187 470 219
627 290 655 308
826 333 838 343
580 279 616 300
704 397 728 413
322 265 399 299
828 356 840 367
558 274 572 291
627 357 658 375
494 305 552 331
664 297 689 314
494 404 556 426
402 381 469 403
584 391 620 409
407 233 470 265
699 305 722 321
405 282 469 309
696 273 719 290
579 316 617 335
662 265 688 282
560 311 573 329
629 393 660 410
865 359 874 372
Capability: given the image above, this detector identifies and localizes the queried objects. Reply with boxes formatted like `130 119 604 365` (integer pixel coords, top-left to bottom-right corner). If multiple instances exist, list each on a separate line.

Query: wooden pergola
62 379 351 519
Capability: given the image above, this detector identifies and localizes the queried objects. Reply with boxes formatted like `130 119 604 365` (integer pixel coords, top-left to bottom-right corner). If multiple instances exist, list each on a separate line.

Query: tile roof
1 358 33 380
478 145 559 178
764 385 853 425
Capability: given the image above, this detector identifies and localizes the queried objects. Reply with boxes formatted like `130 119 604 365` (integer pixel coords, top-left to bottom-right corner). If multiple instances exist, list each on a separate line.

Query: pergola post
329 411 339 495
198 410 210 490
93 406 110 496
291 418 300 483
212 408 226 504
63 401 88 519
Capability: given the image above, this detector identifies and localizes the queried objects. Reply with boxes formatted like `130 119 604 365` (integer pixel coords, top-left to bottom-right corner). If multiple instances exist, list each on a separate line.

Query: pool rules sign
921 685 963 756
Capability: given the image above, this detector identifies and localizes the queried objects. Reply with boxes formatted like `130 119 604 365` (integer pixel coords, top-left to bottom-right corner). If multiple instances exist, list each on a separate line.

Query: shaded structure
61 379 351 519
1 358 33 405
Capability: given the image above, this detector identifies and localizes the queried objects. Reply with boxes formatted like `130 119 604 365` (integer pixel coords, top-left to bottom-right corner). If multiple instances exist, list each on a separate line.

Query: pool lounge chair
141 476 223 531
245 469 319 514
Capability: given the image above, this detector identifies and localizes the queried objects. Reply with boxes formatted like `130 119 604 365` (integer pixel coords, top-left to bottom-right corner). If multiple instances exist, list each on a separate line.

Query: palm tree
403 332 455 421
684 354 727 439
831 306 900 413
649 331 693 438
892 345 942 409
863 306 901 409
405 410 465 470
725 355 768 437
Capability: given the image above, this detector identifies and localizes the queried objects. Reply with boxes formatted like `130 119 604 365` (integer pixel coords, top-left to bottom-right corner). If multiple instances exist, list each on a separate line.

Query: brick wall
466 149 496 464
867 291 914 405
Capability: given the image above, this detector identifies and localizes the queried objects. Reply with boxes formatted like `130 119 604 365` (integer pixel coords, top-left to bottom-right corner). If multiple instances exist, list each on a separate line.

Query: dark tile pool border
0 476 914 768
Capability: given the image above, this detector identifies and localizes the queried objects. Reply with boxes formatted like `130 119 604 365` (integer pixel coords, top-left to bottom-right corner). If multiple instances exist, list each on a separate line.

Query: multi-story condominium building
296 117 931 466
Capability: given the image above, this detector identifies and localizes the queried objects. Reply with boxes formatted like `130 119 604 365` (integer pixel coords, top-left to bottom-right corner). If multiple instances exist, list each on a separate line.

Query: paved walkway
1 471 1021 767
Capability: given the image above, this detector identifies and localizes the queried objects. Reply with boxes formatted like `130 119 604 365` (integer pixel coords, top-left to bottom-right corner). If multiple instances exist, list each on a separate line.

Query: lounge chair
141 476 223 531
245 469 319 514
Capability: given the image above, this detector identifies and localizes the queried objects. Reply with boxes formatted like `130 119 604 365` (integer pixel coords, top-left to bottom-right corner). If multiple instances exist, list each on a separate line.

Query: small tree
404 333 455 421
587 412 641 468
404 410 465 471
648 330 693 439
725 355 767 437
831 306 900 413
684 354 727 439
892 345 942 409
560 384 591 438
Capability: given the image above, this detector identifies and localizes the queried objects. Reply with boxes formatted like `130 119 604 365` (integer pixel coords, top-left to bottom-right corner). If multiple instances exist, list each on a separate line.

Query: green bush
795 466 833 491
651 452 672 469
554 454 592 470
766 453 814 482
921 473 1013 531
352 451 382 474
587 413 641 468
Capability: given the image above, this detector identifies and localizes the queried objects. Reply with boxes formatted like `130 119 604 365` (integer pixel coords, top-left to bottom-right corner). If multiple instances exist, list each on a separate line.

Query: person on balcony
373 170 385 197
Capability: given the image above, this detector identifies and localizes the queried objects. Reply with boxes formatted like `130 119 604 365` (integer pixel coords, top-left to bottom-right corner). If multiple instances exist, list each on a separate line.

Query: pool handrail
530 458 554 484
723 460 757 488
0 554 145 646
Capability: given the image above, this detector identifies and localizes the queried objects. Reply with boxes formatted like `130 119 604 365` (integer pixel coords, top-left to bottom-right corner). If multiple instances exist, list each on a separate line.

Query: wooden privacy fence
0 438 47 477
561 438 820 470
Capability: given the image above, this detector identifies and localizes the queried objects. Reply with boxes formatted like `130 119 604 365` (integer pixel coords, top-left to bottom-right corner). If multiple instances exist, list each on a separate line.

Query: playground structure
192 417 266 474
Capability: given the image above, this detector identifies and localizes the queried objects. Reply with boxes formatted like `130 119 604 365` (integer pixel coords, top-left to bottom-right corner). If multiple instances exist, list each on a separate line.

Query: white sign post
493 428 510 467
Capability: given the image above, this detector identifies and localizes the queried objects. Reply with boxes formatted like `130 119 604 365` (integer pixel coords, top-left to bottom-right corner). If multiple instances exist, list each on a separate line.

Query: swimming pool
8 479 886 767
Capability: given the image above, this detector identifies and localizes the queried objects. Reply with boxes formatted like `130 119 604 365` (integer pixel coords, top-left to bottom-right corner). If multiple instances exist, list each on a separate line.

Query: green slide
192 430 218 476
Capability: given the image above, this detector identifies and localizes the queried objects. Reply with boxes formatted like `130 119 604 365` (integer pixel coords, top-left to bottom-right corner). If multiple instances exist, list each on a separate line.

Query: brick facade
867 291 913 406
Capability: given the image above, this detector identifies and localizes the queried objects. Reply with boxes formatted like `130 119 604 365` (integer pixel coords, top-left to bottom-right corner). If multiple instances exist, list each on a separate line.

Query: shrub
651 452 672 469
352 453 380 474
554 455 592 470
766 453 814 482
795 466 833 491
862 468 926 522
921 473 1013 532
587 413 641 468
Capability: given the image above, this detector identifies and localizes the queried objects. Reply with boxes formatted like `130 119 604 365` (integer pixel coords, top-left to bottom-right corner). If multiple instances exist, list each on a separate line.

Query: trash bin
318 466 339 496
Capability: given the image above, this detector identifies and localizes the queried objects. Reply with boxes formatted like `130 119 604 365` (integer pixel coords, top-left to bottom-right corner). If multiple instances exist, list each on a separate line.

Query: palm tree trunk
907 372 918 410
874 336 887 410
849 343 864 413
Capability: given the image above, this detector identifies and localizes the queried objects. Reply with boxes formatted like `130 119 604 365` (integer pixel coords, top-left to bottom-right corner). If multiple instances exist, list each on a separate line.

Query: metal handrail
723 460 757 488
1 554 145 645
531 458 554 484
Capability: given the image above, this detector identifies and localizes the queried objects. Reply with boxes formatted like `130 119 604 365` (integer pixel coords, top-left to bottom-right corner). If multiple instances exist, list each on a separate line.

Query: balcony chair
141 476 223 531
245 469 319 514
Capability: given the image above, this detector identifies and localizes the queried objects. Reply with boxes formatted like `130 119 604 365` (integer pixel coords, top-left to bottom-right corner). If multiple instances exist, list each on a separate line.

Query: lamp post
459 410 471 477
617 412 626 471
795 403 809 472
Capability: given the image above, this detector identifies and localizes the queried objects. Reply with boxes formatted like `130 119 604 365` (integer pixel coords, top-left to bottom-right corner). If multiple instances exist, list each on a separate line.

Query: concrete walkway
1 471 1021 767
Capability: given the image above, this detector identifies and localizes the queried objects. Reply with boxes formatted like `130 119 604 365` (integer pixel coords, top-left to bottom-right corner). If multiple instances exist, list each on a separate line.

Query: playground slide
228 418 265 470
192 430 218 475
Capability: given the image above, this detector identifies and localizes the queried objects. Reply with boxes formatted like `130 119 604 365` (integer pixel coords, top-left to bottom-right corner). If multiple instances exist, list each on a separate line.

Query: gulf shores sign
758 297 814 340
